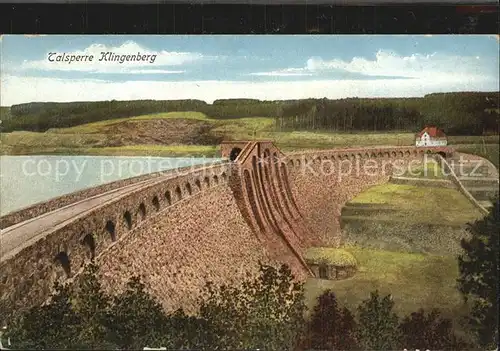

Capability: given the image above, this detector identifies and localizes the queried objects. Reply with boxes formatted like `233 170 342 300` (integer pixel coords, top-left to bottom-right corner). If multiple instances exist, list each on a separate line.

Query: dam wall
96 180 278 315
287 147 436 245
91 140 315 314
0 162 235 318
0 143 454 320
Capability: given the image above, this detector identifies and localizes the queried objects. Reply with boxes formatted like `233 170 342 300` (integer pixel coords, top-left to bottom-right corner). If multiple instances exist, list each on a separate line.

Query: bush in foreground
304 290 469 351
4 262 476 350
303 289 358 350
5 262 305 350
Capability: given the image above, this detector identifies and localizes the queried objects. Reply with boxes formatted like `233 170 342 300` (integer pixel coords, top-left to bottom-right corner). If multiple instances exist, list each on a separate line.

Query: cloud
2 74 498 106
249 68 313 77
124 69 185 74
17 41 206 74
250 50 494 81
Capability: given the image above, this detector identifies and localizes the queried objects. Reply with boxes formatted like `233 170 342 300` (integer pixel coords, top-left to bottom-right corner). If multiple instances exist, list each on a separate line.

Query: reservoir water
0 155 222 216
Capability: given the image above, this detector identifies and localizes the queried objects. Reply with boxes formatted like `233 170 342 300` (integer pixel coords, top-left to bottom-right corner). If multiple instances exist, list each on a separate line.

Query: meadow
305 182 484 343
303 246 470 338
344 183 483 226
1 111 498 158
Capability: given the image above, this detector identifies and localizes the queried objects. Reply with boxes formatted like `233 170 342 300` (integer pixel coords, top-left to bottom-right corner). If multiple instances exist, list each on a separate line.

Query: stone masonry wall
286 147 436 246
0 162 233 318
96 183 277 314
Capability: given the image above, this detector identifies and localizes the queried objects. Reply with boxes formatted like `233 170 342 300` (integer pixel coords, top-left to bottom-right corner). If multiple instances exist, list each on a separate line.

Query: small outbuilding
415 126 447 147
305 247 358 280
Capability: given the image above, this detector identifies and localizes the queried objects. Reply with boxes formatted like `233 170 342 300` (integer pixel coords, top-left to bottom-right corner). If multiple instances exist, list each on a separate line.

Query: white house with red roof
415 126 448 147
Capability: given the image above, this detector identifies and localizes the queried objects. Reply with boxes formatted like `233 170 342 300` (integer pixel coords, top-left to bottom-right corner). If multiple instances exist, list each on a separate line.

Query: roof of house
417 126 447 138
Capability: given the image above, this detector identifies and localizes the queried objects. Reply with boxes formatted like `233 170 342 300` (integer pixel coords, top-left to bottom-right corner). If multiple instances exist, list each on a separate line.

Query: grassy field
303 246 470 338
339 183 480 254
304 245 464 317
82 145 218 157
346 183 483 225
1 131 108 148
305 247 357 266
456 143 499 168
305 181 486 343
2 111 498 157
49 111 212 134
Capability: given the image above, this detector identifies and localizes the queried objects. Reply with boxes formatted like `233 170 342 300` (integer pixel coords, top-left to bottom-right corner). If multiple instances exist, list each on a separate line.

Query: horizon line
2 90 499 108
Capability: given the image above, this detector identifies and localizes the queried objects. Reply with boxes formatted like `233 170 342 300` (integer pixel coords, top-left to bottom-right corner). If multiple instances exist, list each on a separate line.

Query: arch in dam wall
0 163 232 316
220 141 256 159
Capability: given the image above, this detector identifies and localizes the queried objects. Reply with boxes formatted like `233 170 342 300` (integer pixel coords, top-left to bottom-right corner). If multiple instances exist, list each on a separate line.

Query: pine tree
399 308 469 350
356 290 401 350
306 289 358 350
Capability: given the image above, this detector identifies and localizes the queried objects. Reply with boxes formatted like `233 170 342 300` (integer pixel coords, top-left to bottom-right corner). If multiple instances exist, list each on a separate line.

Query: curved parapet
0 162 225 230
286 145 454 167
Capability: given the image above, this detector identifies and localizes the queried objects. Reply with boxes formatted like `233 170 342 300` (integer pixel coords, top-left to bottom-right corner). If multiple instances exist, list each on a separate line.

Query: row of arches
53 171 229 279
53 217 118 278
287 148 434 168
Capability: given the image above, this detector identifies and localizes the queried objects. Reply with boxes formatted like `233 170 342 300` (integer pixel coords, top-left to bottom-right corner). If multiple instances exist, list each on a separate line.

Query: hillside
2 111 499 158
2 92 499 135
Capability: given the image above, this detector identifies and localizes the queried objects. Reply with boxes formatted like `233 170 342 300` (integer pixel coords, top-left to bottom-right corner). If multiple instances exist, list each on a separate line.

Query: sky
1 35 499 106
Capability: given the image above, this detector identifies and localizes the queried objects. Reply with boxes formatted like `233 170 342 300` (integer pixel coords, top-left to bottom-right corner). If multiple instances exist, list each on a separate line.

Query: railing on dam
285 145 454 168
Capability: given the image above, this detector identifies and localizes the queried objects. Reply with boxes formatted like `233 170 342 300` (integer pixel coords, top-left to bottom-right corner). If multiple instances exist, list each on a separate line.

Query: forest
1 91 499 135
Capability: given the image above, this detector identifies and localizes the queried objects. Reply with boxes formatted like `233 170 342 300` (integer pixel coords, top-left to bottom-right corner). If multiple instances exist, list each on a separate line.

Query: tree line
2 92 498 135
276 92 499 135
2 199 498 350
